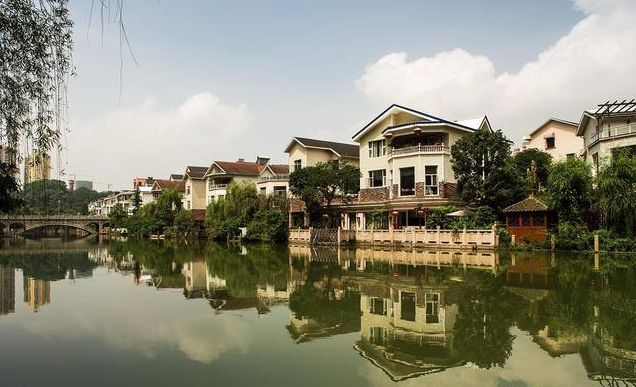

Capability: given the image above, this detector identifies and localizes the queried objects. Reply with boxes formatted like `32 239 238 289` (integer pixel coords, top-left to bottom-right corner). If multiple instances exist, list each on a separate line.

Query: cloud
356 0 636 142
67 91 251 189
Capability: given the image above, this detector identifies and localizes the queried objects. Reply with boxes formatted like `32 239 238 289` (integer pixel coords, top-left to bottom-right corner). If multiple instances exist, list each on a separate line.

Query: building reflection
0 266 15 316
23 275 50 312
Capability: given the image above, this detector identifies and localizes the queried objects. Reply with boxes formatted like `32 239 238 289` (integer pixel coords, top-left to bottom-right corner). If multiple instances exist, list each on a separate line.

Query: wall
527 121 582 161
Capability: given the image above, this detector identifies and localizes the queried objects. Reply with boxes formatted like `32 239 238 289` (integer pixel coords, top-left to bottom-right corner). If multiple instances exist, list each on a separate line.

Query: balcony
389 144 450 157
208 184 228 191
589 123 636 146
258 174 289 183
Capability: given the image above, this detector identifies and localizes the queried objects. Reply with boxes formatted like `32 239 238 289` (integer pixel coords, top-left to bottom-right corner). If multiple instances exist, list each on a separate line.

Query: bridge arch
9 222 25 233
22 222 98 235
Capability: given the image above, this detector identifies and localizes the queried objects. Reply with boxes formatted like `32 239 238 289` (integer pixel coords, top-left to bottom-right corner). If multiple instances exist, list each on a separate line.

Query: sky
60 0 636 190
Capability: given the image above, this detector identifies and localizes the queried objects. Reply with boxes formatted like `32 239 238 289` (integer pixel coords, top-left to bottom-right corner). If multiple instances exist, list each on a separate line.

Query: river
0 237 634 387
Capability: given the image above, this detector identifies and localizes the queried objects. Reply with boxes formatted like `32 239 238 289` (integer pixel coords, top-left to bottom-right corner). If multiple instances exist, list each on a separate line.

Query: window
592 153 599 175
369 327 387 346
400 291 416 321
293 159 302 171
369 297 388 316
186 200 191 210
425 293 440 323
533 214 545 227
522 214 531 226
400 167 415 196
545 136 555 149
186 185 191 195
273 186 287 197
368 169 386 187
508 215 519 227
259 187 267 195
368 140 386 158
424 166 438 195
566 153 575 159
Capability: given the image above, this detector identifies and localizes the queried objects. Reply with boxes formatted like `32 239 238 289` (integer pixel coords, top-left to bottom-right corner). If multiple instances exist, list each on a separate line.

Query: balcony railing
208 184 228 190
389 144 449 157
589 123 636 145
258 174 289 182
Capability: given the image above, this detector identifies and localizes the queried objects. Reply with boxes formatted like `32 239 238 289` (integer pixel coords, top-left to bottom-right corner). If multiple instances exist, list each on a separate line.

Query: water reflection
0 240 634 386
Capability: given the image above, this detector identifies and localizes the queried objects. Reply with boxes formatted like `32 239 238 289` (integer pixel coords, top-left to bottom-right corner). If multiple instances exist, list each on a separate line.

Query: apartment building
24 151 51 184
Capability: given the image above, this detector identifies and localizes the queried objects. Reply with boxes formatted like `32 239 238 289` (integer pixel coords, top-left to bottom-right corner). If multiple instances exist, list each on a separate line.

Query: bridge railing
0 215 108 221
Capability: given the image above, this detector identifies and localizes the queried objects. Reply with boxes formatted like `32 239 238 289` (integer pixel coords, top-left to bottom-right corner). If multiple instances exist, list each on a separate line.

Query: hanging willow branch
0 0 73 156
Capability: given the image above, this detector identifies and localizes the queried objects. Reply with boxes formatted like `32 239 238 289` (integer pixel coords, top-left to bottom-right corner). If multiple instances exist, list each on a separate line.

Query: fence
288 225 498 249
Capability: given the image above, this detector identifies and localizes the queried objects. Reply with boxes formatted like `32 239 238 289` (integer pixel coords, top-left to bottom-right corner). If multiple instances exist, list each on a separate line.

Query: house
285 137 360 227
519 118 582 160
204 157 287 204
182 166 208 210
89 190 135 216
343 104 492 230
256 163 289 198
576 99 636 175
284 137 359 172
169 173 183 181
151 179 185 201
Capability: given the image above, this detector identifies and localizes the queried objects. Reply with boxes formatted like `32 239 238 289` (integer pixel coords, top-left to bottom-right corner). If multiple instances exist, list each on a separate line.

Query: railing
289 226 498 249
208 184 228 190
390 144 449 156
589 123 636 145
258 175 289 182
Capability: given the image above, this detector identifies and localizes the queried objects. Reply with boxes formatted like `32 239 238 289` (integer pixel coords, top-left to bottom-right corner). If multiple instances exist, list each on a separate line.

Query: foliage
173 209 195 235
66 187 107 214
425 205 496 230
451 130 527 208
546 158 592 223
22 179 69 214
131 187 142 214
367 209 388 230
596 149 636 236
553 221 590 251
205 182 261 239
289 161 360 226
513 148 553 191
108 203 128 228
0 0 73 152
0 162 22 213
247 209 288 242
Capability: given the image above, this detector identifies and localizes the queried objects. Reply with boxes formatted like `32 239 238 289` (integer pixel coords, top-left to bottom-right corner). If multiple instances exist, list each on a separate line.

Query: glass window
400 167 415 196
425 293 440 323
368 140 386 158
508 215 519 227
522 214 531 226
368 169 386 187
273 186 287 197
545 137 555 149
369 297 387 316
424 166 438 195
533 214 545 227
186 185 191 195
259 187 267 195
369 327 387 346
400 291 416 321
294 159 302 171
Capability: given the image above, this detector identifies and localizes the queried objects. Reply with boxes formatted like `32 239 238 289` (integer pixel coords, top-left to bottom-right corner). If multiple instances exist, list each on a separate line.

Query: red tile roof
153 179 185 192
212 161 266 176
267 164 289 174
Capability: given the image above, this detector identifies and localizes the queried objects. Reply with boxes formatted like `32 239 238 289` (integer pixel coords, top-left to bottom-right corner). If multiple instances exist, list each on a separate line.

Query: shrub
247 209 288 242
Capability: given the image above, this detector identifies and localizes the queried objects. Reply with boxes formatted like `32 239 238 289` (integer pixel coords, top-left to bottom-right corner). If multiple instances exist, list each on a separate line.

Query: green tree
247 209 288 241
67 187 106 215
1 1 73 152
22 179 69 214
173 209 195 236
513 148 553 191
546 158 592 223
596 149 636 235
451 130 526 208
289 161 360 226
0 162 22 213
155 189 181 228
205 182 260 238
108 203 128 228
131 187 142 214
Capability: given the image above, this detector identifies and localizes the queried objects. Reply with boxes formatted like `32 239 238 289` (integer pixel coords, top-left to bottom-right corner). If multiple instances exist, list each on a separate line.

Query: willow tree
0 0 73 152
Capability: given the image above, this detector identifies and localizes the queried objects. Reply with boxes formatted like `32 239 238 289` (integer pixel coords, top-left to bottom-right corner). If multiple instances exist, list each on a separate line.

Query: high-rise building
24 152 51 184
75 180 93 190
0 144 20 183
0 267 15 316
23 276 51 312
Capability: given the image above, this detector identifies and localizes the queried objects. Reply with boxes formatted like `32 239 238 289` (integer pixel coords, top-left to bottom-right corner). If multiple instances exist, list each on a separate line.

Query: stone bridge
0 215 109 235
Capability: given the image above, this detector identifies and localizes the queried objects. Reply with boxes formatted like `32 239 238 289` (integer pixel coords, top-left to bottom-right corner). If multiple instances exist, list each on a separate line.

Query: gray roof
289 137 359 158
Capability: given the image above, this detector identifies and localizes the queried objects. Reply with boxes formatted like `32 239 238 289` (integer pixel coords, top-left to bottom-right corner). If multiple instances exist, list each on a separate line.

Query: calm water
0 238 635 387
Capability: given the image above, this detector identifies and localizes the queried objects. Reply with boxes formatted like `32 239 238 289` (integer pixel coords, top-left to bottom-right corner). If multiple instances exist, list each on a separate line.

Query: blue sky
62 0 635 189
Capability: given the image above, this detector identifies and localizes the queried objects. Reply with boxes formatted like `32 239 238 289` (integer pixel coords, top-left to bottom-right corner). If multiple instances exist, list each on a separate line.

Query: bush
554 222 590 250
247 209 288 242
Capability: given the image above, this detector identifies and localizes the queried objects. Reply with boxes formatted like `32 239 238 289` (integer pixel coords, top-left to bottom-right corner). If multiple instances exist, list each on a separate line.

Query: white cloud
66 91 251 189
356 0 636 142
